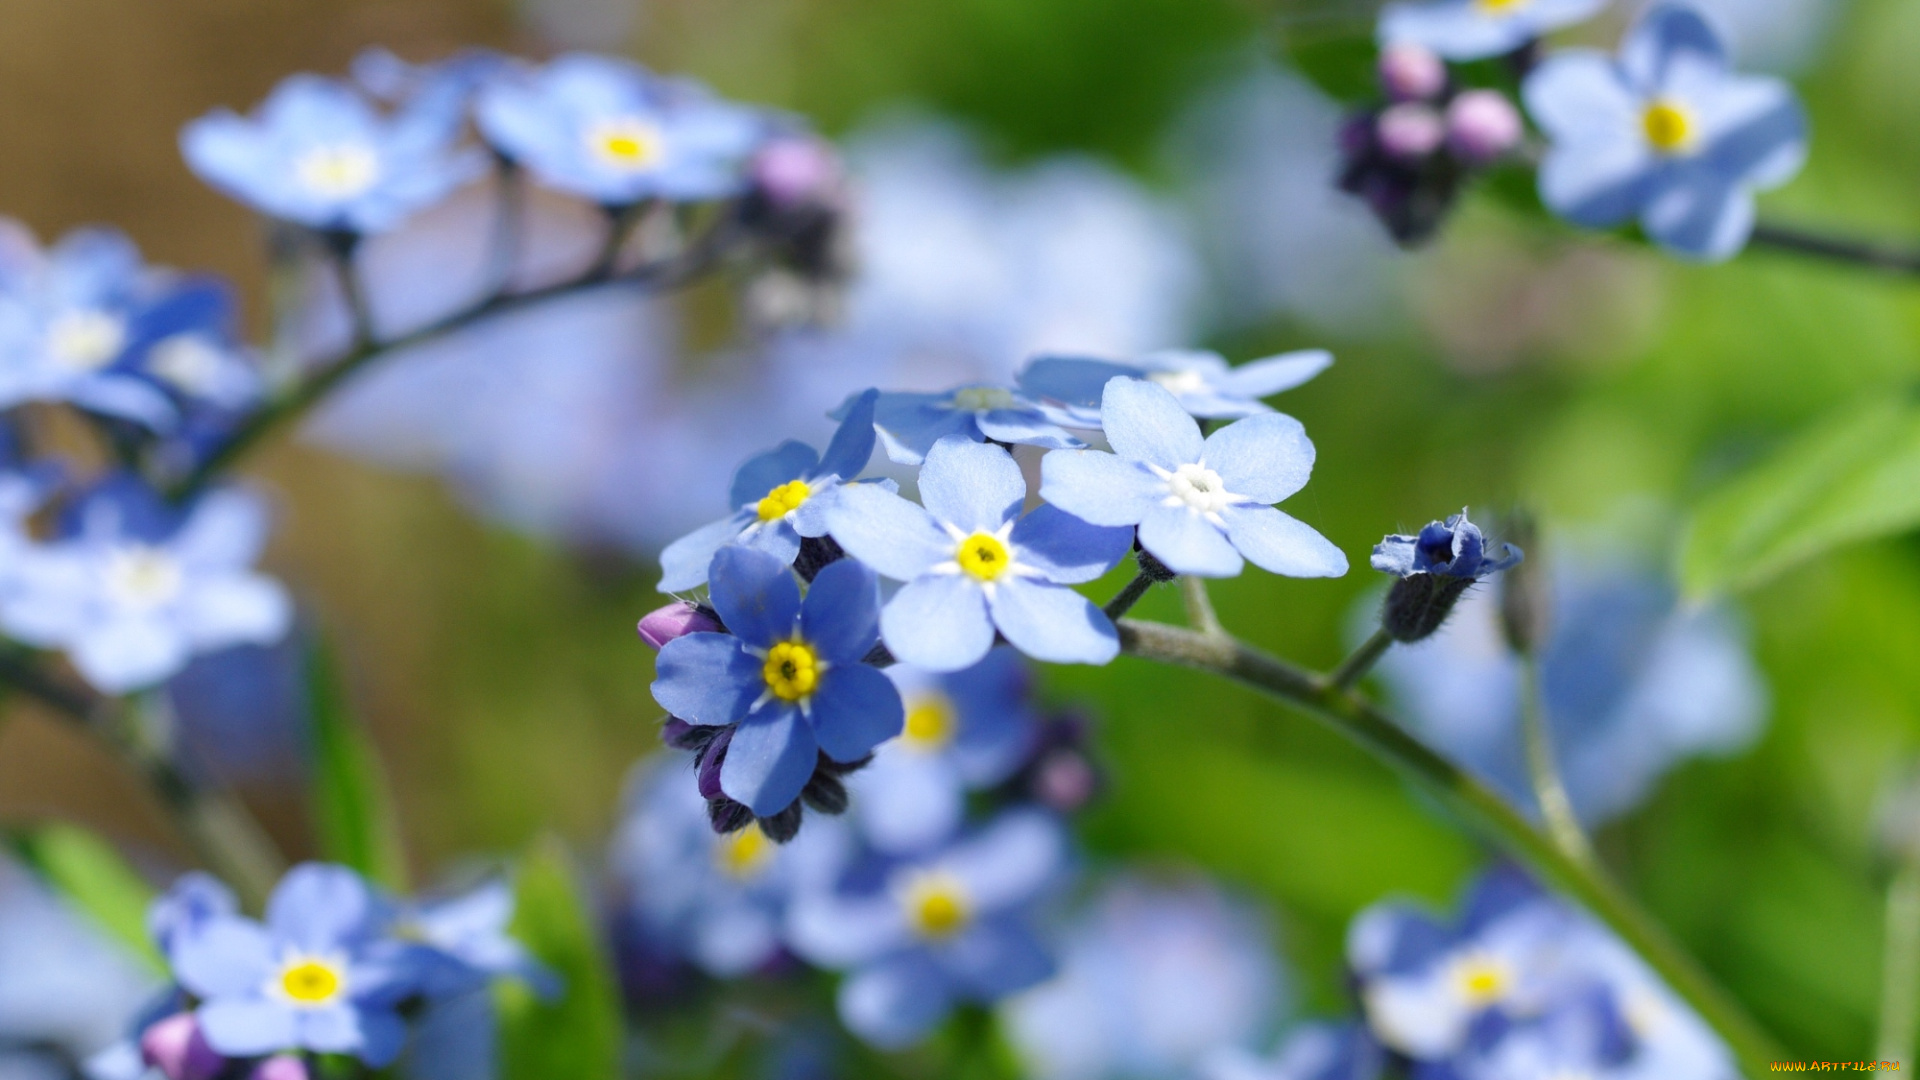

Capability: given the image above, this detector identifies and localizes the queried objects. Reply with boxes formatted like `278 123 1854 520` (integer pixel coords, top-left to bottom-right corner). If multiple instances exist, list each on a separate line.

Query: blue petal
816 389 879 481
729 441 820 513
1696 76 1807 188
1099 377 1203 470
946 809 1065 910
1377 0 1532 61
974 408 1085 450
1217 350 1332 399
1642 174 1752 261
823 484 954 582
944 649 1038 782
1137 504 1243 577
987 578 1118 666
1038 449 1163 528
853 750 966 853
735 517 803 565
295 1003 371 1055
1009 504 1133 584
707 546 802 648
917 437 1025 533
1219 505 1348 578
943 917 1054 999
198 999 299 1057
871 393 978 465
839 953 955 1049
1620 3 1728 92
1538 137 1655 230
881 574 995 673
1202 413 1316 505
651 633 762 725
1016 356 1138 408
658 517 743 594
348 1006 410 1067
800 557 882 664
267 863 378 953
811 662 905 763
1522 52 1640 140
172 917 273 997
720 709 818 816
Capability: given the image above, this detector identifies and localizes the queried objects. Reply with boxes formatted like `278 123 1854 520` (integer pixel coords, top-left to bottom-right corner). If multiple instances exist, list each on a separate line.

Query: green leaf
305 642 408 892
9 823 163 972
498 837 623 1080
1679 387 1920 596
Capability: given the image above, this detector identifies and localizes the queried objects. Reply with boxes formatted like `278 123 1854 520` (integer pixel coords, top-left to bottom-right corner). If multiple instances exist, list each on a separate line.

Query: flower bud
1034 749 1100 814
251 1055 310 1080
1375 103 1447 161
750 135 844 210
139 1013 225 1080
1372 510 1522 643
1447 90 1524 164
1379 42 1447 102
637 602 723 650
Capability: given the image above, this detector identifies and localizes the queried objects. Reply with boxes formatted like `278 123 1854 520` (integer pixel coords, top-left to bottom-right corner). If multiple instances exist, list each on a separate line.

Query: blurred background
0 0 1912 1060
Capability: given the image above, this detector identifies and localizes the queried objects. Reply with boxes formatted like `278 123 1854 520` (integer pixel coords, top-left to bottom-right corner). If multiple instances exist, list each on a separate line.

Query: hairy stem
1879 858 1920 1064
1518 658 1597 868
1103 571 1157 621
1749 222 1920 276
1325 628 1394 692
1180 576 1224 638
1116 617 1786 1078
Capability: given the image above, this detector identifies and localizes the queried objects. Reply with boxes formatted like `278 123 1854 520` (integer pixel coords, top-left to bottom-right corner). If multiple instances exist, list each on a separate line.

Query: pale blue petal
943 917 1054 998
1202 412 1317 505
1538 137 1654 229
1642 175 1752 261
786 891 910 967
1137 504 1243 577
1016 357 1137 408
720 709 818 816
854 750 965 853
871 394 977 465
817 389 879 481
987 578 1118 666
1377 0 1530 61
179 575 292 650
800 557 882 664
946 809 1065 910
268 863 378 952
658 517 743 594
1217 350 1332 398
708 546 801 648
1038 450 1163 528
881 575 995 673
840 953 954 1049
1219 505 1348 578
729 441 820 512
917 437 1025 533
811 663 904 763
1620 3 1727 92
70 618 190 694
350 1007 410 1067
172 917 274 997
1010 505 1133 584
294 1004 368 1054
735 517 803 564
1100 377 1203 470
198 999 298 1057
651 633 761 725
974 409 1084 450
1696 76 1807 188
1522 52 1640 141
823 484 953 582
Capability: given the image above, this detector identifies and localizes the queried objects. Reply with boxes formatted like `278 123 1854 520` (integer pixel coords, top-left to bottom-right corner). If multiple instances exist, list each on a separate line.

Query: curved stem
1749 222 1920 277
1103 571 1156 621
1115 617 1786 1078
1326 628 1393 692
1180 576 1224 638
1518 657 1596 868
1879 858 1920 1064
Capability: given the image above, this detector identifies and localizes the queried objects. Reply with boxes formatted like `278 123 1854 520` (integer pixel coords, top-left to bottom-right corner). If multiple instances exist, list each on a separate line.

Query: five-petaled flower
853 385 1087 466
825 436 1132 672
1377 0 1608 62
1018 348 1331 424
1040 377 1348 580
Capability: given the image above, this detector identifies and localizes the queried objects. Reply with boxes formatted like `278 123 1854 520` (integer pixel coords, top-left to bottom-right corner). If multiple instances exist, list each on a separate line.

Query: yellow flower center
103 547 185 610
1448 951 1513 1007
1474 0 1531 12
715 826 775 880
762 639 821 702
955 532 1012 582
1641 100 1695 153
277 957 345 1006
901 872 972 939
588 117 666 171
47 310 127 371
902 693 957 750
756 479 812 522
949 386 1016 412
295 143 382 199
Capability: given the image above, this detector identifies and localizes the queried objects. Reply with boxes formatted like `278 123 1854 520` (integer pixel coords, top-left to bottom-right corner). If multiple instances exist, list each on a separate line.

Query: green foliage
306 641 409 892
8 823 162 972
498 837 624 1080
1678 386 1920 597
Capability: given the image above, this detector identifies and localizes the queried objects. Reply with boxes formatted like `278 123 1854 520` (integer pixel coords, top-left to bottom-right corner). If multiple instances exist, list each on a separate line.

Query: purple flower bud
637 602 722 651
1379 42 1446 101
696 726 733 800
751 136 843 209
1033 749 1099 814
139 1013 225 1080
1375 103 1446 161
1447 90 1524 164
250 1055 310 1080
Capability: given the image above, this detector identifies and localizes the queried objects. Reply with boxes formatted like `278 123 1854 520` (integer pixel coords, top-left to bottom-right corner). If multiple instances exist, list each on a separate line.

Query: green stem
1103 571 1156 621
1749 222 1920 277
1115 617 1786 1078
1326 628 1394 692
1180 576 1224 638
1518 658 1597 868
1879 858 1920 1064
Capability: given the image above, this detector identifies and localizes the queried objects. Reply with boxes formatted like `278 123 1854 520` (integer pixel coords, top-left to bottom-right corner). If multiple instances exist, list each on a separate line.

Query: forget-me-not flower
1523 3 1808 261
651 547 903 818
852 648 1038 853
397 880 548 1000
658 389 879 594
825 436 1132 671
853 384 1088 466
1040 378 1347 580
1378 0 1609 61
786 809 1064 1048
0 479 292 694
162 864 418 1065
1200 1024 1386 1080
1017 348 1331 424
475 53 770 206
1371 509 1522 642
182 73 483 234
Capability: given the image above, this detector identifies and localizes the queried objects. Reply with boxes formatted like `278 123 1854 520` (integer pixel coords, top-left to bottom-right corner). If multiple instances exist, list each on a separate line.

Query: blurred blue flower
613 753 850 976
182 73 482 233
1018 349 1331 424
1523 3 1808 261
826 437 1132 671
149 873 239 959
1040 378 1346 580
857 384 1086 466
851 648 1038 853
0 480 291 694
398 879 549 1000
1378 0 1608 61
162 864 416 1065
658 389 879 594
787 809 1065 1048
1372 510 1521 580
1003 875 1284 1080
475 53 769 206
1200 1024 1386 1080
652 548 902 817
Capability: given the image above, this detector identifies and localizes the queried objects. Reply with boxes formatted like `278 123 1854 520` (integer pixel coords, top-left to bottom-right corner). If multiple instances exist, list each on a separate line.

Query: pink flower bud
139 1013 225 1080
638 601 723 650
1375 103 1446 161
751 136 843 208
1447 90 1524 164
251 1055 310 1080
1034 749 1099 814
1379 42 1447 101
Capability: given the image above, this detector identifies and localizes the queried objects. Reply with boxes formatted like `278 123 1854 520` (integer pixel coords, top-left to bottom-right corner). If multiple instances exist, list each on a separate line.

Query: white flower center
933 520 1031 597
1159 462 1243 516
1444 949 1514 1008
102 546 185 611
296 143 382 199
47 310 127 371
147 334 226 394
948 386 1016 412
1147 369 1208 396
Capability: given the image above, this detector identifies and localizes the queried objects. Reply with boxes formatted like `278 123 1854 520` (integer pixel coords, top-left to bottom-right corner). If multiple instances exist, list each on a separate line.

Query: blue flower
1017 348 1331 423
150 873 240 958
162 864 418 1065
475 53 770 206
786 809 1064 1048
1201 1024 1386 1080
825 436 1132 671
0 479 292 694
1003 875 1284 1080
1523 3 1808 261
1039 378 1347 580
855 385 1087 466
851 648 1038 853
181 73 483 233
397 880 550 1000
1372 510 1521 580
658 389 880 594
613 753 850 976
651 547 903 818
1377 0 1607 61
